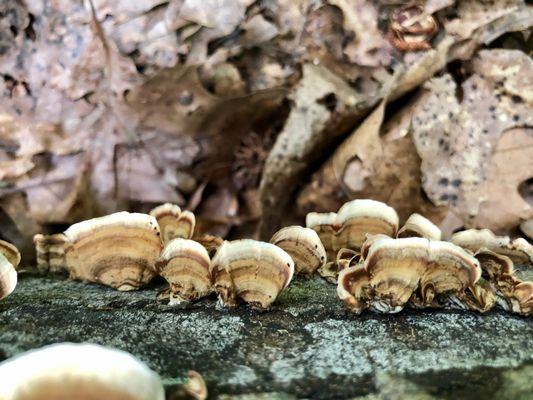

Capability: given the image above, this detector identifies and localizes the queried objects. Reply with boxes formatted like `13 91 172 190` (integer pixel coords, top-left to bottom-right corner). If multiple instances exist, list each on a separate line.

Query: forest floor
1 273 532 399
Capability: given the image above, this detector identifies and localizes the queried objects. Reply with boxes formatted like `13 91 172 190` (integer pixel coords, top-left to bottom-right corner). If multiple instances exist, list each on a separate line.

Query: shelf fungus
0 240 19 300
451 229 533 264
306 199 399 260
193 234 224 257
150 203 196 244
318 248 361 283
0 253 17 300
397 213 441 240
43 212 163 291
338 237 489 314
475 249 532 316
155 238 212 305
416 241 482 309
210 239 294 309
0 343 165 400
0 239 21 270
33 233 70 273
270 226 326 275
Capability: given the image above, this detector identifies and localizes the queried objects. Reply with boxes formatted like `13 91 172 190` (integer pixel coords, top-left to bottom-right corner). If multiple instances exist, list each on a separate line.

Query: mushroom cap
210 239 294 308
334 199 399 252
420 241 481 304
33 233 70 273
364 237 428 312
305 212 338 260
193 234 223 257
474 248 514 280
317 248 361 283
337 265 370 314
64 212 163 291
150 203 196 244
0 253 17 300
0 343 165 400
156 238 211 304
451 229 532 264
397 213 442 241
270 225 327 274
0 239 21 269
513 282 533 316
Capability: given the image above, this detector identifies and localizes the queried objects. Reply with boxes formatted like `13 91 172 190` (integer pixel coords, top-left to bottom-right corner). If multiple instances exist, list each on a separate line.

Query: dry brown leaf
411 49 532 232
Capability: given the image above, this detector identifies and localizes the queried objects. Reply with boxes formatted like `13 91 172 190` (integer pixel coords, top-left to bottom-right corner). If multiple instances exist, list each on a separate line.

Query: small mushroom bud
397 213 442 240
317 248 360 283
337 265 370 314
150 203 196 244
155 238 212 305
451 229 533 264
388 4 438 52
0 253 17 300
210 239 294 309
33 233 69 273
306 199 399 260
0 343 165 400
0 239 21 269
63 212 163 291
270 226 327 275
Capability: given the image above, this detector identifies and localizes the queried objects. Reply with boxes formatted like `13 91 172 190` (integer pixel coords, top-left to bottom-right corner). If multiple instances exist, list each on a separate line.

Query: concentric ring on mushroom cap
0 343 165 400
0 253 17 300
270 226 327 274
210 239 294 308
63 212 163 291
0 239 21 269
156 238 212 303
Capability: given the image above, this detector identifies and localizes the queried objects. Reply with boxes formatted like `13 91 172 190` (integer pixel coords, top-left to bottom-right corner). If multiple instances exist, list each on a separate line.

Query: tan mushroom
418 241 481 307
0 253 17 300
0 239 21 269
364 237 428 313
397 213 442 240
451 229 533 264
306 199 399 260
337 265 370 314
305 212 338 260
33 233 69 273
150 203 196 244
270 226 326 275
513 282 532 316
63 212 163 291
210 239 294 309
155 239 212 305
0 343 165 400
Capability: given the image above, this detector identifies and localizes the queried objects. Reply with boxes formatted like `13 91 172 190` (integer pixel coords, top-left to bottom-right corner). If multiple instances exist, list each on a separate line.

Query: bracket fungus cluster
0 343 165 400
306 199 399 261
338 236 484 314
210 239 294 309
0 239 20 300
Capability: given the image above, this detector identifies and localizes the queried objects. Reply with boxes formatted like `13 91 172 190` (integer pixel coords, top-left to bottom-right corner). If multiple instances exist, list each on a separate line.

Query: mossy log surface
1 273 532 399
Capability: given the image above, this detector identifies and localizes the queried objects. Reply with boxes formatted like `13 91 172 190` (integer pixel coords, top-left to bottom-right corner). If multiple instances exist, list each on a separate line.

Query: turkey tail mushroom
150 203 195 244
33 234 69 273
0 239 21 269
63 212 163 291
306 199 399 260
397 213 441 240
0 253 17 300
0 343 165 400
155 238 212 305
210 240 294 309
270 226 326 275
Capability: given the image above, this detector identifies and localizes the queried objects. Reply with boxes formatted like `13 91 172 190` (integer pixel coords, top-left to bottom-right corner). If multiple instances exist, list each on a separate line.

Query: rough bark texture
2 273 532 399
